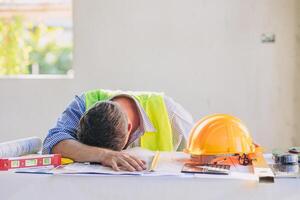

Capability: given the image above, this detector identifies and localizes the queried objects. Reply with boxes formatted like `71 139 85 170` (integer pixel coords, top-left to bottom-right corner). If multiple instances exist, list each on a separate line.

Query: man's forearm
52 139 106 163
52 139 146 171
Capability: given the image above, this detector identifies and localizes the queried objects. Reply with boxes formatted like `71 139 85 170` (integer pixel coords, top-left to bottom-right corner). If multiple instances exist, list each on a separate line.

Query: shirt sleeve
163 95 194 151
42 94 86 154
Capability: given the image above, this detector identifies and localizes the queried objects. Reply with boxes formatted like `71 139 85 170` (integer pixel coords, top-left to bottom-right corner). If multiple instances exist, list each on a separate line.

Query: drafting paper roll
0 137 42 157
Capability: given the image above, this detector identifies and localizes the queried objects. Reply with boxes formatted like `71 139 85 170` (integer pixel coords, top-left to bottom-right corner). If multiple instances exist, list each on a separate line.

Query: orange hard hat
185 114 256 156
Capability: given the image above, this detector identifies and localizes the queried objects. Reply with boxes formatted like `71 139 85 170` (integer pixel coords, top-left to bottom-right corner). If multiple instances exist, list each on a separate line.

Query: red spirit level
0 154 61 171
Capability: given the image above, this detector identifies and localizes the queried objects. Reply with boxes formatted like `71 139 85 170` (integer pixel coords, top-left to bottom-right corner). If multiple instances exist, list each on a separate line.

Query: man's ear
127 122 133 134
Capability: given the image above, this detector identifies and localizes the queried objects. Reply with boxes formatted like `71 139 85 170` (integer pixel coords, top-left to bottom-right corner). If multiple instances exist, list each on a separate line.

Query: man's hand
52 140 146 172
100 149 147 172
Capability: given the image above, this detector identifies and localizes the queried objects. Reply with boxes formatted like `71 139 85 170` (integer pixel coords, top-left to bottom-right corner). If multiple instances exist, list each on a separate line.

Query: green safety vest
84 89 173 151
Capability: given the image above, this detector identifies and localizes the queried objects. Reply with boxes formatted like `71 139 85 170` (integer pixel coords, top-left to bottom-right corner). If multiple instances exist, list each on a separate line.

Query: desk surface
1 172 300 200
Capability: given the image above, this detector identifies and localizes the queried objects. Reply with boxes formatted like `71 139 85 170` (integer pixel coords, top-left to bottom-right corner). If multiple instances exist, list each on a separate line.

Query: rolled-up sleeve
163 96 194 150
42 94 86 154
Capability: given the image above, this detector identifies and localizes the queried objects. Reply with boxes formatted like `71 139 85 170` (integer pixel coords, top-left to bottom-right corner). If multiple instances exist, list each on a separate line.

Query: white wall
297 0 300 146
0 0 299 150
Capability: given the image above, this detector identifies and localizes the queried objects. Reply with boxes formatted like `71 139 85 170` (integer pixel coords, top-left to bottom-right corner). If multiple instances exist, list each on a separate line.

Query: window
0 0 73 76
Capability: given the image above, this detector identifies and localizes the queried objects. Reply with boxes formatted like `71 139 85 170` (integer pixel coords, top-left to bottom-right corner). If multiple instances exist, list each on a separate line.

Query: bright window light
0 0 73 76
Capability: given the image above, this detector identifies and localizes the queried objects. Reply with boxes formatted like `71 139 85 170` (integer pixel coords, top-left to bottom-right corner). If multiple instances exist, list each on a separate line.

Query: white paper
59 162 143 175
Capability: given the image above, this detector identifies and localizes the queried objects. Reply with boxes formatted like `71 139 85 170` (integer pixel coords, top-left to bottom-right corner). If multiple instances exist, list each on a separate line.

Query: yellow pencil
149 151 160 172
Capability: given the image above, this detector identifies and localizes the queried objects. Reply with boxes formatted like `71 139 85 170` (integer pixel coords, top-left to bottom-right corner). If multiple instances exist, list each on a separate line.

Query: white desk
1 172 299 200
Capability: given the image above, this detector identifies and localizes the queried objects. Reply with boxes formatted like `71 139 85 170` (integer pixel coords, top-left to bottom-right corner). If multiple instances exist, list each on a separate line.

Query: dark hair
77 101 128 151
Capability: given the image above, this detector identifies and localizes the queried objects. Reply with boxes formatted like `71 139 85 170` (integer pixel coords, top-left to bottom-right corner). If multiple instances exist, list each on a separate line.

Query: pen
149 151 160 172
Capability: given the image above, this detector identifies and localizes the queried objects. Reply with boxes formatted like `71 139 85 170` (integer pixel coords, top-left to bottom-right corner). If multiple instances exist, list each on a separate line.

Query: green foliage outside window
0 16 72 75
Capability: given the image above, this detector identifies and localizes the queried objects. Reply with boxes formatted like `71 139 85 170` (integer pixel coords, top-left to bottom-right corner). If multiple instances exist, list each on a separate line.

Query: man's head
77 101 129 151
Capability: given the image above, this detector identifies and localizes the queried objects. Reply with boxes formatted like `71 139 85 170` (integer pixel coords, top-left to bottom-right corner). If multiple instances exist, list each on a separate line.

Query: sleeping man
43 89 194 171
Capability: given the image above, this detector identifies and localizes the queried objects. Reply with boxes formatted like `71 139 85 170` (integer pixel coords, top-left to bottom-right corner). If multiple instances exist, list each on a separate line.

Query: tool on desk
250 152 274 183
0 154 61 171
288 147 300 155
61 157 74 165
274 153 298 165
182 163 230 175
149 151 160 172
270 148 300 178
288 147 300 163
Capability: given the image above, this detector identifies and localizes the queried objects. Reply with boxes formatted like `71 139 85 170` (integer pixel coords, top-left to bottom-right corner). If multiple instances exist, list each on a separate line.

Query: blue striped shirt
43 92 194 154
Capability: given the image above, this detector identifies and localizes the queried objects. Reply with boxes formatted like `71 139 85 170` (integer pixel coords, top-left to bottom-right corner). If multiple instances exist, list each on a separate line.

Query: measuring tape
274 153 298 165
0 154 61 171
273 148 299 165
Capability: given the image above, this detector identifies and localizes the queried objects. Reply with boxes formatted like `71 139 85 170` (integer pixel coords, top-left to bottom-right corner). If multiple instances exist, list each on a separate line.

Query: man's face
112 97 136 136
